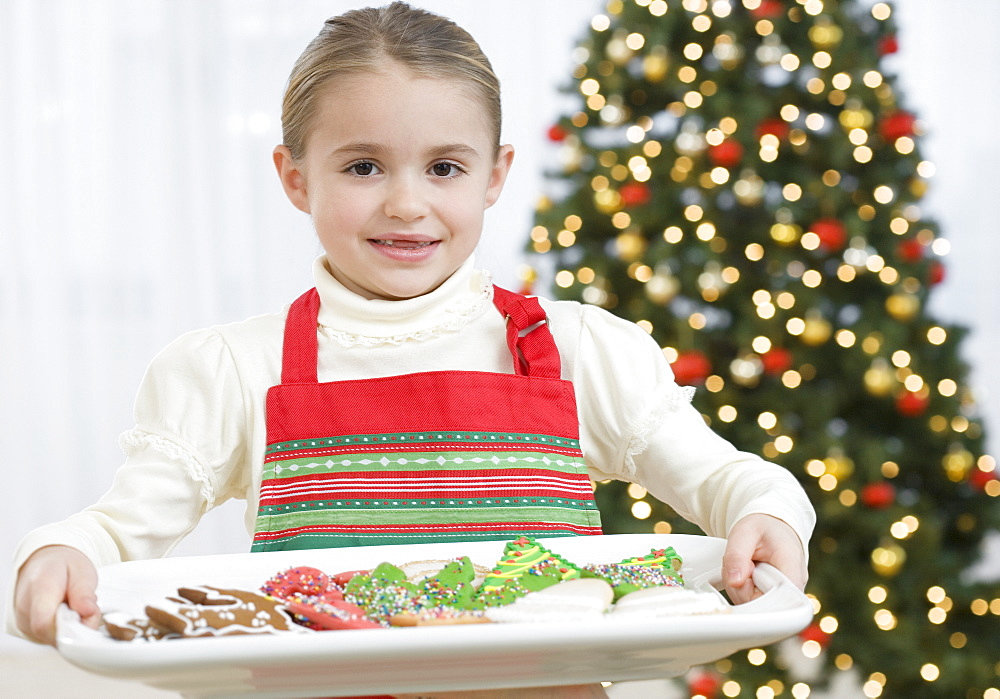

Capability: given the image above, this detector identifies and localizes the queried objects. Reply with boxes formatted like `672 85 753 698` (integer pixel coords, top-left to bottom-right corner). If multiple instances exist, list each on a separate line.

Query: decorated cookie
478 536 582 599
582 546 685 600
485 578 614 624
261 566 341 603
344 562 422 624
285 598 382 631
414 557 478 609
103 613 180 641
389 609 491 626
145 586 300 637
610 585 730 617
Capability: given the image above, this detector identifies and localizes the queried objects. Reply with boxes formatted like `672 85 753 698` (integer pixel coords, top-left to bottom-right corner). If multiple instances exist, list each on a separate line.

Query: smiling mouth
371 239 437 249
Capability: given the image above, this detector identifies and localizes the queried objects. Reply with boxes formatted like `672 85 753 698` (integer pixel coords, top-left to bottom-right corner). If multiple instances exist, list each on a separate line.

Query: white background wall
1 0 997 663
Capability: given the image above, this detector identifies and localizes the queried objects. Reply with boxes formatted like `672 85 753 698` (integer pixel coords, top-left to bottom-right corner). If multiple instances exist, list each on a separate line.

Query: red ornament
619 181 652 208
897 238 925 263
879 35 899 55
750 0 784 19
755 117 790 141
929 260 945 285
861 481 896 509
896 390 930 417
969 468 998 491
688 671 722 698
799 622 832 647
707 139 744 168
809 218 847 253
547 124 568 142
760 347 793 376
879 110 917 142
671 351 712 386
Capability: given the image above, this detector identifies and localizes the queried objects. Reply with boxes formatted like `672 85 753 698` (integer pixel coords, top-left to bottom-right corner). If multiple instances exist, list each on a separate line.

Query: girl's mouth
371 239 436 249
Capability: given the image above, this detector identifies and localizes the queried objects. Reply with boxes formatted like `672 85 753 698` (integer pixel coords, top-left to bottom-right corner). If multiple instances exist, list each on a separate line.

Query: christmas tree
527 1 1000 696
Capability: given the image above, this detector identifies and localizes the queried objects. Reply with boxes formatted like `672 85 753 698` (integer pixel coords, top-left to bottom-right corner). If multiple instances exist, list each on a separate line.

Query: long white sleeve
542 298 815 553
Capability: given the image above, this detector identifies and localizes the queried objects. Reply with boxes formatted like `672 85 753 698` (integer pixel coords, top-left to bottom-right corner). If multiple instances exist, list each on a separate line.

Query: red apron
251 285 602 551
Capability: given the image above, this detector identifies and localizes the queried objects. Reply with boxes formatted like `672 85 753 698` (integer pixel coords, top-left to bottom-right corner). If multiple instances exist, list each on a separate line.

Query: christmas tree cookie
582 546 685 600
343 561 421 624
478 536 583 598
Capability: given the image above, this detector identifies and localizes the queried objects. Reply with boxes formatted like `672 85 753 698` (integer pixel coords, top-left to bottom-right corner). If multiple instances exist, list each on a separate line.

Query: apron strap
281 288 321 384
492 285 561 379
280 285 562 384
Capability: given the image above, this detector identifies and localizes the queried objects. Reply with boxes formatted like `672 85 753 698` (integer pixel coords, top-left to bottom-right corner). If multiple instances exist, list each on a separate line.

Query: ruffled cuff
621 384 697 479
119 429 217 508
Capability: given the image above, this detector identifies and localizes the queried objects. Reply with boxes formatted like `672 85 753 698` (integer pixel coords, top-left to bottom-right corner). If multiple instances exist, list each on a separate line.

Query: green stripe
256 503 600 529
266 430 581 456
261 450 587 480
250 529 585 552
259 497 599 515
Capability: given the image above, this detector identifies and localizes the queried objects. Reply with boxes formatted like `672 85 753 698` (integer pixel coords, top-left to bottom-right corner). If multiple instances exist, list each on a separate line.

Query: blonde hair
281 2 501 162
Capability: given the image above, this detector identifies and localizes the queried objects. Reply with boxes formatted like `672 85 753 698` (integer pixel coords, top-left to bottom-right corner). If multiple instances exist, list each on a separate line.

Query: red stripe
264 441 583 463
261 468 592 487
260 489 595 507
253 521 603 541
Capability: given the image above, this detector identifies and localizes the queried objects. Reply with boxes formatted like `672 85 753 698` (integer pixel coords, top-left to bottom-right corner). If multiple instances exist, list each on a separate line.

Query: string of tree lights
525 0 1000 697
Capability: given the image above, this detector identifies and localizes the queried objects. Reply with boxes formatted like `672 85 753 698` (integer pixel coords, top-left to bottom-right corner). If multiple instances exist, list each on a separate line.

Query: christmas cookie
485 578 615 624
261 566 341 603
610 585 730 617
103 614 179 641
582 546 685 600
344 562 422 624
478 536 582 599
144 585 300 637
285 598 382 631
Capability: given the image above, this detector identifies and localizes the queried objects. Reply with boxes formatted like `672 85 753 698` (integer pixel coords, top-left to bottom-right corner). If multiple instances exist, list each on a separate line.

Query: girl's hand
722 513 808 604
14 545 101 645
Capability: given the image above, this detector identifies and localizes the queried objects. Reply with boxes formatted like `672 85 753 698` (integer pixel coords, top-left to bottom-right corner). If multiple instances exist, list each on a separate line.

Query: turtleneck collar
311 255 494 347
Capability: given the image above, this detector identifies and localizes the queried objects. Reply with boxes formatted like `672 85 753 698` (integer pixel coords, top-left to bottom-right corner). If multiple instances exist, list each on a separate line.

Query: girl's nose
383 175 429 221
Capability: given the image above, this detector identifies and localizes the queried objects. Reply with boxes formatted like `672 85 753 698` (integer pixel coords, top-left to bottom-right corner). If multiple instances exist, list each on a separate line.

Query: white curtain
2 0 997 652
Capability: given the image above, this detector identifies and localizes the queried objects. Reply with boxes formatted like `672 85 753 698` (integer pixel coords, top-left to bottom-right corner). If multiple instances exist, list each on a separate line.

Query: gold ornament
871 543 906 577
645 270 680 304
809 20 844 50
801 314 833 346
909 179 929 198
559 141 584 173
885 292 920 322
864 358 896 397
606 35 633 65
839 107 874 130
734 171 765 206
823 450 855 481
943 447 975 482
615 230 647 262
643 46 669 82
593 189 623 215
770 222 802 246
730 354 764 388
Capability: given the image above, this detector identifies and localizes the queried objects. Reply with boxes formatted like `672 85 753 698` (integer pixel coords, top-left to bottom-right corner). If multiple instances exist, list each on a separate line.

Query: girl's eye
431 162 462 177
348 161 377 176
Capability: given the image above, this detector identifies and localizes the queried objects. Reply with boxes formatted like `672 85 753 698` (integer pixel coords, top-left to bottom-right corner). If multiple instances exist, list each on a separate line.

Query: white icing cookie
485 578 614 624
610 585 731 617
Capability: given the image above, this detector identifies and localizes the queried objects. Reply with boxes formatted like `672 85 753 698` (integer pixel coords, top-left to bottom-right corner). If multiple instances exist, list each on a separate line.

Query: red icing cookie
285 598 381 631
261 566 342 603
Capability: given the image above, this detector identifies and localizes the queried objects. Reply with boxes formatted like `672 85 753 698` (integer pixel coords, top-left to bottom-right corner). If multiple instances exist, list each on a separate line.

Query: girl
11 0 814 683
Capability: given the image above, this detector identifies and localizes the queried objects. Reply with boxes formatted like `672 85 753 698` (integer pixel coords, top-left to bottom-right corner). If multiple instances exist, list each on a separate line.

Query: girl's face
274 65 513 301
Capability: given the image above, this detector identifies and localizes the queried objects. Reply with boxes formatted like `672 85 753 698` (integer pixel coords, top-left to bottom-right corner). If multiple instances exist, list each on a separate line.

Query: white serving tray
56 534 813 698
